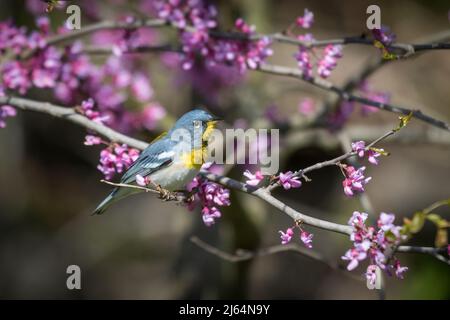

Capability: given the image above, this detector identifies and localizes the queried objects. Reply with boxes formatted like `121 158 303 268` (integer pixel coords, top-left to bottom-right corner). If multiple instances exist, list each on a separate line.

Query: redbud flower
84 135 102 146
351 141 366 158
80 98 109 125
279 228 294 245
317 44 343 79
372 26 396 46
244 169 264 186
131 73 153 102
97 144 140 180
202 206 221 227
365 264 378 286
343 211 408 283
279 171 302 190
342 166 371 197
0 105 17 128
342 247 367 271
294 45 313 79
367 149 382 165
351 140 383 165
135 174 150 187
187 171 231 227
298 98 315 116
140 103 166 131
296 9 314 28
394 260 408 279
300 231 313 248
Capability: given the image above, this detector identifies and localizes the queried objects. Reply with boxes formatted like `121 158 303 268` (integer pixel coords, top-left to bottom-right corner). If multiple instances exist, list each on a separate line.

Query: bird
93 109 220 215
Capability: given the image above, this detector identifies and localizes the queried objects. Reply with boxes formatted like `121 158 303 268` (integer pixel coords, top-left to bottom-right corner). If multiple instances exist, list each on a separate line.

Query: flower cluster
79 98 109 125
279 223 313 249
372 26 396 46
292 10 343 79
327 81 390 130
294 37 313 79
153 0 272 73
188 170 231 227
317 44 343 78
0 105 16 128
244 169 264 186
342 165 371 197
97 144 140 180
351 140 383 165
343 211 408 285
279 171 302 190
0 17 166 133
296 9 314 29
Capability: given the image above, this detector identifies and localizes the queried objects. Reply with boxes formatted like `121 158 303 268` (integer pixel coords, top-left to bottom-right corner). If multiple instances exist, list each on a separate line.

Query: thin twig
189 236 363 281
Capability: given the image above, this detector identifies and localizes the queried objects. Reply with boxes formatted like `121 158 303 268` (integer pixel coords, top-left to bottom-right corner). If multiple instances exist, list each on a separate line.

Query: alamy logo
66 4 81 30
169 125 280 174
366 5 381 30
66 265 81 290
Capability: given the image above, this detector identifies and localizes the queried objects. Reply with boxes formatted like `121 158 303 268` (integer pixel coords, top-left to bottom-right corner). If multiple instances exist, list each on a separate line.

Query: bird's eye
193 120 202 129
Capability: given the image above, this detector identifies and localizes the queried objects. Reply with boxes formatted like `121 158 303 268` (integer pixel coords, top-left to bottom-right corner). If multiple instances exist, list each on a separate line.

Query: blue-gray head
170 109 220 133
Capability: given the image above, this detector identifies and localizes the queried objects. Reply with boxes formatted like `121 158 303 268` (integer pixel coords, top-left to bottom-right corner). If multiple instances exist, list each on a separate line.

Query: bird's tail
92 188 119 215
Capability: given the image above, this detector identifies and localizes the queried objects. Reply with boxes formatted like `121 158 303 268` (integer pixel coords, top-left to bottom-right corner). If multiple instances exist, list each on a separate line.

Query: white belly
148 162 199 191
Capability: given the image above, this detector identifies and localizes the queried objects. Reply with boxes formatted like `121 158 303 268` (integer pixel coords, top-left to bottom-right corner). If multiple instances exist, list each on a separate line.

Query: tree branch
256 63 450 131
0 95 149 150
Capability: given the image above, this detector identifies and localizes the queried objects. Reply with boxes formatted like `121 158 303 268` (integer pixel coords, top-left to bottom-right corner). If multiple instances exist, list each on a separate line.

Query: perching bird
93 109 220 215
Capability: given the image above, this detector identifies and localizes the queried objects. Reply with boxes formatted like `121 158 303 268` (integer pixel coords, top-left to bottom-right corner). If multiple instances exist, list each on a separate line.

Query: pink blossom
279 171 302 190
279 228 294 245
298 98 315 116
135 174 151 187
140 103 166 130
342 166 371 197
300 231 313 248
365 265 378 286
187 172 231 226
296 9 314 28
36 16 50 34
367 149 382 165
131 73 153 102
317 44 343 79
344 211 408 282
348 211 368 229
201 206 221 227
342 248 367 271
0 105 17 128
97 144 140 180
358 81 390 115
394 260 408 279
372 26 396 46
351 141 366 158
377 212 395 230
294 45 313 79
80 98 110 125
244 170 264 186
84 135 102 146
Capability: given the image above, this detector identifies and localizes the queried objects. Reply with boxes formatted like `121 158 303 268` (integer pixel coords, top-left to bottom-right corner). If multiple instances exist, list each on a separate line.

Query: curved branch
0 95 149 150
257 63 450 131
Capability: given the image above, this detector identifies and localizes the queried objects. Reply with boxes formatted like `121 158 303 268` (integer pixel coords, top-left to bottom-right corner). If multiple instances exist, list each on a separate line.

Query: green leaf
373 40 398 60
427 214 450 229
394 112 413 132
408 211 426 234
369 147 390 156
435 228 448 247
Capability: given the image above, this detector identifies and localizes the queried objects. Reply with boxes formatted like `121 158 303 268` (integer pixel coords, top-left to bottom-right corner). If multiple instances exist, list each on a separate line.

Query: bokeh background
0 0 449 299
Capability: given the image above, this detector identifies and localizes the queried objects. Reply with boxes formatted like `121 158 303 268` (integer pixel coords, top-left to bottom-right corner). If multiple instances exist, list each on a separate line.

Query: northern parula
93 109 220 215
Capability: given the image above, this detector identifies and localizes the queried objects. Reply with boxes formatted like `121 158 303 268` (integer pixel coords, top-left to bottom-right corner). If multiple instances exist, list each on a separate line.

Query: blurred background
0 0 449 299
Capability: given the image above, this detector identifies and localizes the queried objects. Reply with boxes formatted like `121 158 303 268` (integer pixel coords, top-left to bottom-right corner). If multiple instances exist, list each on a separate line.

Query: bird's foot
156 185 172 201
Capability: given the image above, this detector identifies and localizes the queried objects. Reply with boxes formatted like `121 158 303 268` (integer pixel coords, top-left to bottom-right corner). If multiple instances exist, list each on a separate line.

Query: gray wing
120 138 175 185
